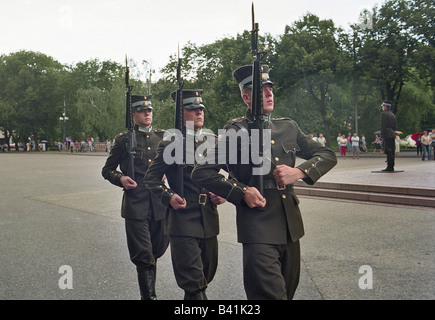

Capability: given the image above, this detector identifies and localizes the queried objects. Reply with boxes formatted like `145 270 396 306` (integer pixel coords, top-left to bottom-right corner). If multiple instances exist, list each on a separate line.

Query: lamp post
59 107 69 142
143 60 154 95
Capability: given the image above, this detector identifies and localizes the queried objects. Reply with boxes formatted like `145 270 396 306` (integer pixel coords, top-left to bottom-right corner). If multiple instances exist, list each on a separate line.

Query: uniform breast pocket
280 142 299 164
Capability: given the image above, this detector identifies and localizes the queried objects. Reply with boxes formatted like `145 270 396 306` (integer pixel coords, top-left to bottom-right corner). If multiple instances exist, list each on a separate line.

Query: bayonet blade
251 2 255 30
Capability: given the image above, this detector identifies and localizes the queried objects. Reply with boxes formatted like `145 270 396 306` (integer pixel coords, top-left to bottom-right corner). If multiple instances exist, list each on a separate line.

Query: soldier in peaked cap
232 64 274 92
192 65 337 300
380 100 397 171
102 95 169 300
144 89 225 300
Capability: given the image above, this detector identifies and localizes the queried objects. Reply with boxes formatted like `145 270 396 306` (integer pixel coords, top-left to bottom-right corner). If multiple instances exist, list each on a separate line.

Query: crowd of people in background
335 132 368 159
2 130 435 161
333 128 435 161
56 137 100 153
0 136 111 153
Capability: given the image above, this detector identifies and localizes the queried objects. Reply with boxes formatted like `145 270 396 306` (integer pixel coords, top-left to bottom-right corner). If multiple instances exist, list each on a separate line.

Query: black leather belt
263 179 293 191
185 193 208 206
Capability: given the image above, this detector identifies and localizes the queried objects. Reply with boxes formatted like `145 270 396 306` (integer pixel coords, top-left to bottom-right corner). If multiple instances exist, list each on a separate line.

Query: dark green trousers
170 236 218 294
242 241 300 300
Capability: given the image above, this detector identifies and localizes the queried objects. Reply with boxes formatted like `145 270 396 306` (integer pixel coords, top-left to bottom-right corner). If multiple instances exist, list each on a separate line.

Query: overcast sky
0 0 380 80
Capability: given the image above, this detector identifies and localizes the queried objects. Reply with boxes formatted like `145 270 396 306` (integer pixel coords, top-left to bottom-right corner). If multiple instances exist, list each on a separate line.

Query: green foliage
0 50 64 148
0 0 433 147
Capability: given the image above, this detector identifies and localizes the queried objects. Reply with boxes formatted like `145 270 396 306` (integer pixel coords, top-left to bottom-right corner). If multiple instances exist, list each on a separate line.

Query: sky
0 0 381 80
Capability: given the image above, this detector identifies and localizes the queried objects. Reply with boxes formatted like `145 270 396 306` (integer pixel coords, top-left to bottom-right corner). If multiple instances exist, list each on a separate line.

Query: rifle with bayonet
250 2 267 195
174 47 184 197
125 55 136 181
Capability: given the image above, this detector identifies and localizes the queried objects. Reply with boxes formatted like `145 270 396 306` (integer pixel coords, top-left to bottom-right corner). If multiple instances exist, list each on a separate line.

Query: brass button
147 147 151 151
271 140 275 145
282 195 286 199
275 157 279 162
304 169 308 173
311 164 315 167
148 159 152 163
317 157 321 161
195 140 199 144
233 183 237 186
146 135 150 139
243 187 247 191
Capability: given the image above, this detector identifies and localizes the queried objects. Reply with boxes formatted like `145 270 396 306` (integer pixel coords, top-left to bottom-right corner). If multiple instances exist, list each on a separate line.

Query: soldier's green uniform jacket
192 110 337 244
101 126 167 220
144 130 219 239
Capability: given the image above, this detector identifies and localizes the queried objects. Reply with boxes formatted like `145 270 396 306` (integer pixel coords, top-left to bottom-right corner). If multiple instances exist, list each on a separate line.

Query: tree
159 32 275 132
356 0 420 114
272 14 352 146
0 51 64 149
407 0 435 87
65 59 126 141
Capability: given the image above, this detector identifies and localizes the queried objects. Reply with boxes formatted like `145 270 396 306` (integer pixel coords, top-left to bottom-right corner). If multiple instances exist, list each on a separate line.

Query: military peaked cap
171 89 206 110
131 95 152 111
232 65 273 92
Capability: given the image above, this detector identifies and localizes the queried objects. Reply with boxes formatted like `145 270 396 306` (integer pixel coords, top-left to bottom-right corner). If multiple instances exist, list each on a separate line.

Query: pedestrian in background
352 132 360 159
421 130 432 161
430 129 435 160
340 134 347 158
317 133 326 147
372 135 381 153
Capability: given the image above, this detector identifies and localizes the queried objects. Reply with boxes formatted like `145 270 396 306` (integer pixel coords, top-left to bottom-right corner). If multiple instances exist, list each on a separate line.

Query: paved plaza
0 151 434 301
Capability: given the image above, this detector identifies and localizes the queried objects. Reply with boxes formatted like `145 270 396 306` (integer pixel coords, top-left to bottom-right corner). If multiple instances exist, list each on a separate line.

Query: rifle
125 55 136 181
250 2 267 195
174 46 184 197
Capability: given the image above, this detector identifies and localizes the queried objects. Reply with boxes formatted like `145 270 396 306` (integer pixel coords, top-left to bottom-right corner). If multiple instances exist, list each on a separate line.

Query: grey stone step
294 181 435 208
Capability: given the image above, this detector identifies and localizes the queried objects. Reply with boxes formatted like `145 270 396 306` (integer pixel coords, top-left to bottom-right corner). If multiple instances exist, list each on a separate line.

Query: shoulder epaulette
153 129 166 136
273 117 292 121
116 131 128 138
162 131 176 142
225 116 247 128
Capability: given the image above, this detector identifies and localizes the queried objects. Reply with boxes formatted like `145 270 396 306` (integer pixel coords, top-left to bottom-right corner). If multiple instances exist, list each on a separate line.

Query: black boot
184 289 207 300
137 268 157 300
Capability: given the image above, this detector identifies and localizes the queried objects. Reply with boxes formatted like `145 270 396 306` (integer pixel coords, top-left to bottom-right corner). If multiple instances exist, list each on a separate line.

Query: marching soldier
380 100 397 171
101 95 168 300
192 65 337 299
144 89 225 300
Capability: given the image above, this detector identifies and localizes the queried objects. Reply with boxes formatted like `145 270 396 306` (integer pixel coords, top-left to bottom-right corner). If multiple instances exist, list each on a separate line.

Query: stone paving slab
0 152 433 303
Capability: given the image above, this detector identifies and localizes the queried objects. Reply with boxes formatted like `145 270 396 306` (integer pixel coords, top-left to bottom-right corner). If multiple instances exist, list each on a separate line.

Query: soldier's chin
263 105 274 114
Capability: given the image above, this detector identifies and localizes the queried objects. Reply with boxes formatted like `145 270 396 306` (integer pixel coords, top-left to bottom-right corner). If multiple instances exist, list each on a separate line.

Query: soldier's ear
242 92 251 105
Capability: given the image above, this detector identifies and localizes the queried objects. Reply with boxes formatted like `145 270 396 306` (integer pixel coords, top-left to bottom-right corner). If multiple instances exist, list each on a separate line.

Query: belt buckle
276 182 286 191
198 194 207 206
